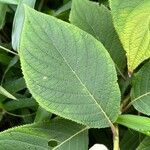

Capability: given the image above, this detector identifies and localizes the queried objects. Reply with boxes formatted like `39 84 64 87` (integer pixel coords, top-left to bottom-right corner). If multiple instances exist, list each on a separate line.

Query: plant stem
113 124 120 150
122 101 132 113
120 95 131 112
115 65 126 80
0 45 18 56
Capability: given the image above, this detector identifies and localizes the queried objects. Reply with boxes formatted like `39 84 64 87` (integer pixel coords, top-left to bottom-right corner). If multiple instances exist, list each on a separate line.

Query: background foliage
0 0 150 149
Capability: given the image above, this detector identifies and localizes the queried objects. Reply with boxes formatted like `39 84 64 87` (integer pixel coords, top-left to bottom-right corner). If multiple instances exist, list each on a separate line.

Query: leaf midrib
25 11 115 127
53 127 88 150
132 91 150 104
47 24 113 127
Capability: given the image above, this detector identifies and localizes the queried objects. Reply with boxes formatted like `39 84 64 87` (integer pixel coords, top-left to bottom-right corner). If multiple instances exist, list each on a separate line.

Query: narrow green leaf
0 119 88 150
70 0 126 72
4 77 26 94
19 6 121 128
54 1 71 16
137 137 150 150
1 55 19 84
117 115 150 136
12 0 36 51
110 0 150 73
0 0 19 5
0 86 17 100
131 61 150 115
3 97 37 111
0 3 7 29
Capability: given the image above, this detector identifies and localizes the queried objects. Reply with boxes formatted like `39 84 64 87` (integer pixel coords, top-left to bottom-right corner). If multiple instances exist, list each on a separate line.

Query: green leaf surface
137 137 150 150
110 0 150 72
19 6 121 128
70 0 126 73
0 3 7 29
0 118 88 150
12 0 36 51
3 97 37 111
120 130 145 150
4 77 26 94
0 86 17 100
0 0 18 5
131 61 150 115
1 55 19 84
54 1 71 16
117 115 150 136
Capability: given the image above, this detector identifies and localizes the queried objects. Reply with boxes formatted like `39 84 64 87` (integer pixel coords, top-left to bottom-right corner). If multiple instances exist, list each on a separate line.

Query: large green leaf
0 118 88 150
0 3 7 29
70 0 126 73
19 6 121 128
110 0 150 73
117 115 150 136
137 137 150 150
120 130 145 150
131 61 150 115
12 0 36 51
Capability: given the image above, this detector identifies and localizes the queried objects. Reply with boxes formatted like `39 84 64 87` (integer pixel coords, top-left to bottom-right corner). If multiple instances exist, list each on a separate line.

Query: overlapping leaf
131 61 150 115
137 137 150 150
117 115 150 136
120 130 145 150
110 0 150 72
12 0 36 50
70 0 126 73
0 119 88 150
19 6 121 128
0 86 17 100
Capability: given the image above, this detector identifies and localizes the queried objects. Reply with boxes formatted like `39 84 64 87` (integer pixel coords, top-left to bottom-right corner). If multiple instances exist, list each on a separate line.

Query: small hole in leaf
48 140 58 147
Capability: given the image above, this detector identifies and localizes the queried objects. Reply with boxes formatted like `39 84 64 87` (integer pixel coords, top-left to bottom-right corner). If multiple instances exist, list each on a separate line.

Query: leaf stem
0 45 18 56
121 95 131 112
122 101 132 113
113 124 120 150
115 64 126 80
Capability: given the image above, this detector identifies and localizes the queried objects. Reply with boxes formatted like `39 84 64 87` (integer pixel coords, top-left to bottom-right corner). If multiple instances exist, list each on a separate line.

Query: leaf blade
70 0 126 73
0 119 88 150
116 115 150 136
110 0 150 72
131 61 150 115
0 86 17 100
12 0 36 51
19 6 121 128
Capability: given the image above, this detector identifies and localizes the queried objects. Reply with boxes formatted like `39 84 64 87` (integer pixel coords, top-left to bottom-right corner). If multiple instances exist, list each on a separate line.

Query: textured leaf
0 86 17 100
117 115 150 136
137 137 150 150
12 0 36 50
70 0 126 73
0 3 7 29
131 61 150 115
19 6 121 128
110 0 150 72
0 0 18 5
0 118 88 150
